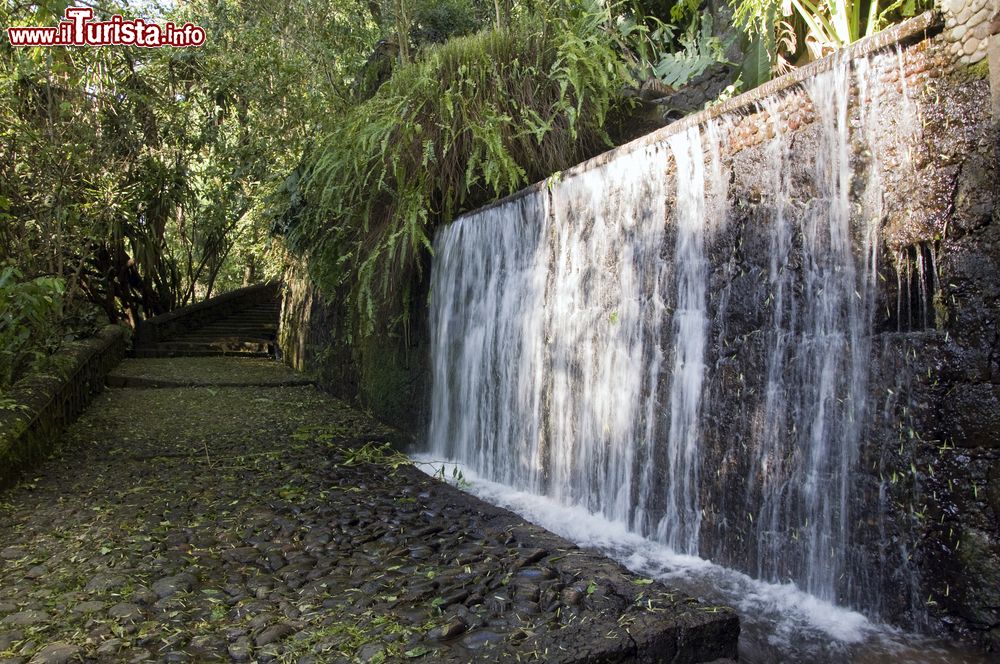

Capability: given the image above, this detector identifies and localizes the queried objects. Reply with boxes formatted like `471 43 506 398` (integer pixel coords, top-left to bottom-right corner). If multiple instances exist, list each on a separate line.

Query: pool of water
413 456 991 664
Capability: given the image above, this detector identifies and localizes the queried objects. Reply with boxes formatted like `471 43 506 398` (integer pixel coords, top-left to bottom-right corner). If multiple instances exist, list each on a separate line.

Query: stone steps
133 287 281 358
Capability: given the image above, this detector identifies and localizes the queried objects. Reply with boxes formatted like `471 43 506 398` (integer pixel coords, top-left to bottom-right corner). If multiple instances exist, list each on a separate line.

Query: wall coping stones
0 324 127 488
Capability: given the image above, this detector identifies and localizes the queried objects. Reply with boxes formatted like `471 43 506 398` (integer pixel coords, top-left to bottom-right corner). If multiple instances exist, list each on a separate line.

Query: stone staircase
132 283 281 358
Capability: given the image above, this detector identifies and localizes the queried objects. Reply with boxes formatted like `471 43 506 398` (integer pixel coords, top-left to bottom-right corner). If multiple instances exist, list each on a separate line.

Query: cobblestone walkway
0 358 736 664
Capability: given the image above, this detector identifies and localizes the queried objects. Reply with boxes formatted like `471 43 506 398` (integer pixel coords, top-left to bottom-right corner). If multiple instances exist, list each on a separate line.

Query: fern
283 1 626 337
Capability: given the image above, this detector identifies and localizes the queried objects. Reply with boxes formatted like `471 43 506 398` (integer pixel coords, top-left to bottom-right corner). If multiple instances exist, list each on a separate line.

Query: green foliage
0 0 370 327
650 14 731 88
337 441 413 472
612 1 732 91
0 266 65 389
286 0 628 335
733 0 932 74
411 0 482 44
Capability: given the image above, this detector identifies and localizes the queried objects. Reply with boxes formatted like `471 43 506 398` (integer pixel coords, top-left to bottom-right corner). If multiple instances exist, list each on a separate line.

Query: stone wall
940 0 997 64
278 265 429 434
697 34 999 646
0 325 127 488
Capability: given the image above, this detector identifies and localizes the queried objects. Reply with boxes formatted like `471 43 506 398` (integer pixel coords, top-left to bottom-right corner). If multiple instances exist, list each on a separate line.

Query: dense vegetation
1 0 928 390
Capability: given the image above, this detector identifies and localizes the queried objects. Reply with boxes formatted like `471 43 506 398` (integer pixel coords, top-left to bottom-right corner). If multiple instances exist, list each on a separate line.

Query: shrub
282 0 628 336
0 266 66 389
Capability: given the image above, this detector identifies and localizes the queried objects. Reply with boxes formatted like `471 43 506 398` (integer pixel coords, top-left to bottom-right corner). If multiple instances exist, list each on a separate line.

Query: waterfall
428 56 891 617
657 127 709 554
427 195 548 491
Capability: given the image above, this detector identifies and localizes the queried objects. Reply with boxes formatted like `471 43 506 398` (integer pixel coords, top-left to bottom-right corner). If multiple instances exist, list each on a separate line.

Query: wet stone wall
421 16 1000 652
693 33 999 647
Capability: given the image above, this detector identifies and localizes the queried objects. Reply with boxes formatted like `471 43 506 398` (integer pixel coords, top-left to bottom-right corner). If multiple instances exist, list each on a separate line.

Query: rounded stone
152 574 195 599
84 574 125 594
1 611 49 627
428 617 467 641
27 643 80 664
23 567 47 581
70 601 105 614
107 603 143 623
0 547 27 561
254 623 295 647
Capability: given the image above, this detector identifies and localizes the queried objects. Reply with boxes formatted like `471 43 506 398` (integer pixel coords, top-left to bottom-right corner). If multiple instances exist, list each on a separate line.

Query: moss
964 59 990 81
357 334 425 431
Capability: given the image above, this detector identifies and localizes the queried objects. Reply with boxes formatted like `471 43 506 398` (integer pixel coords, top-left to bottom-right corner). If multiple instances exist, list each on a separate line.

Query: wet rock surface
0 358 737 663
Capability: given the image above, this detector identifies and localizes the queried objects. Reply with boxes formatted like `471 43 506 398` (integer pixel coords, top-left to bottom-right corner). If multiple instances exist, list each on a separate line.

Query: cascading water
743 59 875 603
427 195 548 491
424 51 980 661
657 126 709 554
430 143 672 526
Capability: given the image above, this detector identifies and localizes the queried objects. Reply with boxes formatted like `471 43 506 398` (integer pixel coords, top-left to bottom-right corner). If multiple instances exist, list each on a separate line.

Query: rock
223 547 260 565
84 574 125 594
940 0 961 14
23 567 47 581
1 612 49 628
513 548 547 568
355 643 383 662
94 639 122 656
129 587 158 606
519 566 555 581
0 631 24 650
0 547 27 561
254 623 295 647
70 601 105 614
427 618 467 641
187 634 226 658
126 649 151 663
228 636 252 662
460 629 502 650
152 573 195 599
27 643 80 664
561 587 584 605
107 603 143 623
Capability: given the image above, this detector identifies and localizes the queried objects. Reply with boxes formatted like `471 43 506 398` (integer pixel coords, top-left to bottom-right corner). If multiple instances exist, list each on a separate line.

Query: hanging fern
283 0 628 336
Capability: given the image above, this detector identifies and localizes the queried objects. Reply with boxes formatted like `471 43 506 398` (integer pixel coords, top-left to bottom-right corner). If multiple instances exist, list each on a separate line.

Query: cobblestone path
0 358 736 664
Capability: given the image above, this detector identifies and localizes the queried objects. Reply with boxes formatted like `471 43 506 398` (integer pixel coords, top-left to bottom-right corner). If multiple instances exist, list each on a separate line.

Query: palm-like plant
734 0 927 74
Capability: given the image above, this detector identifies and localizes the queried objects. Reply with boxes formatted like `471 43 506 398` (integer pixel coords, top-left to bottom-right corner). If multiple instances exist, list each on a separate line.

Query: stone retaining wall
278 265 429 433
0 325 127 488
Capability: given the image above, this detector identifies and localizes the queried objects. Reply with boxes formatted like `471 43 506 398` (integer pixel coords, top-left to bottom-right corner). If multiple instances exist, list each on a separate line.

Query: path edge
0 324 127 489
